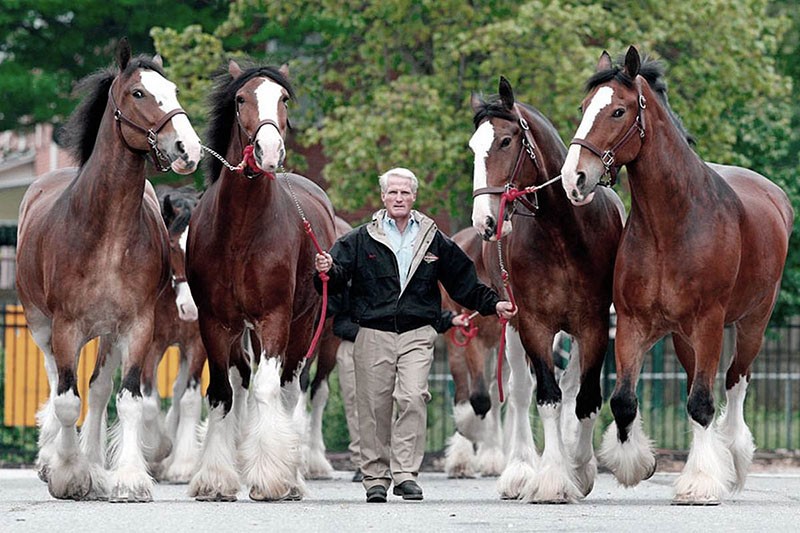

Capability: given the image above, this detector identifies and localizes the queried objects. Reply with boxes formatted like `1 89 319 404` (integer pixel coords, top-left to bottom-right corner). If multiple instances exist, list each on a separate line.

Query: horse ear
152 54 164 69
279 63 290 79
624 46 641 78
117 37 131 70
498 76 515 110
470 92 483 114
228 59 243 79
596 50 612 72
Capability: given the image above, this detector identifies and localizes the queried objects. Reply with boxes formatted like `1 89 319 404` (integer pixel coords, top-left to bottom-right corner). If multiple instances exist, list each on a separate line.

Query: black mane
204 64 295 184
472 95 516 129
59 56 167 166
587 53 695 146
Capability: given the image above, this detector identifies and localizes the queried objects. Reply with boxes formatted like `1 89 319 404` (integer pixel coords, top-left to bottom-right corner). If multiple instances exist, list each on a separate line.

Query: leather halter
108 79 188 172
472 103 542 214
569 78 647 187
236 110 281 146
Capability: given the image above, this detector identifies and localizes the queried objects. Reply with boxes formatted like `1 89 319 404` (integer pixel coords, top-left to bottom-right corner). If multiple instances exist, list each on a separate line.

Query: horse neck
625 85 714 229
69 106 148 227
519 113 573 221
214 131 282 229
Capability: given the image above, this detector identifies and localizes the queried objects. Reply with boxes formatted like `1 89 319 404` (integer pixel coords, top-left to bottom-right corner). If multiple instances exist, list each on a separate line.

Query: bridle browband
108 78 188 173
472 103 543 214
569 77 647 187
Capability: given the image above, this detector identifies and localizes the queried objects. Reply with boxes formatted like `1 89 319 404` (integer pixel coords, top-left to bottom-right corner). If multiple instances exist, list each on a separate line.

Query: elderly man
315 167 515 503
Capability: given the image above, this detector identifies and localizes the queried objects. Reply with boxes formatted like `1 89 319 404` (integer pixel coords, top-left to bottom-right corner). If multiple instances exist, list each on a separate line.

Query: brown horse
138 186 208 483
186 60 336 501
15 38 202 502
561 47 794 504
469 77 624 502
442 227 505 478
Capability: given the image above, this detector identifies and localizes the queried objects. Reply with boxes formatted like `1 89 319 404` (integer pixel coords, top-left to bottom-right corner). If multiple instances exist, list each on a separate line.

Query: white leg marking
444 431 477 479
716 378 755 491
108 389 154 502
673 421 735 504
598 410 655 487
305 381 334 479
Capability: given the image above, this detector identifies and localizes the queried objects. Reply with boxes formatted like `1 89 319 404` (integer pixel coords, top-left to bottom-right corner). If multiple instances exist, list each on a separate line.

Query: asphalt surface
2 468 799 532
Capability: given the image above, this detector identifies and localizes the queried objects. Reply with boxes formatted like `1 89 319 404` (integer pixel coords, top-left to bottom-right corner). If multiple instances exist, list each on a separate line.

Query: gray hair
378 167 419 194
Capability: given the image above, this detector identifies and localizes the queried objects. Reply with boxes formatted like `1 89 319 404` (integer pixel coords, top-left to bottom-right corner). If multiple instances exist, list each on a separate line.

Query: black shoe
352 469 364 483
366 485 387 503
392 480 423 501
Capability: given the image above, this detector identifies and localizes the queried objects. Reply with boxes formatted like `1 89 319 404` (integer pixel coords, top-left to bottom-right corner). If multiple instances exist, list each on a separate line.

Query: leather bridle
108 79 188 172
569 78 647 187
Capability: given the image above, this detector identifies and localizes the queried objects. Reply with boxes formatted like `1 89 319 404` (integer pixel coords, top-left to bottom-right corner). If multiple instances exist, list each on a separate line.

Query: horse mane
166 204 193 236
59 55 167 166
586 53 696 146
204 63 295 184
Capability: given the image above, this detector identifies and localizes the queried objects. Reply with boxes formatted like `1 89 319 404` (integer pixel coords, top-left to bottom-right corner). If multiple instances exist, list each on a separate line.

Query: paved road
2 468 799 532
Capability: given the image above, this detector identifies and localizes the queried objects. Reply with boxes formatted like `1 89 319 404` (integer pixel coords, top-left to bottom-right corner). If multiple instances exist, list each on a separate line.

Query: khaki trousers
354 326 437 490
335 339 360 467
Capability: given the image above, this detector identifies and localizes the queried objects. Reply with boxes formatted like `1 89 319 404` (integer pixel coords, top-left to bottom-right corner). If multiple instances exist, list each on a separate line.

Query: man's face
381 175 416 220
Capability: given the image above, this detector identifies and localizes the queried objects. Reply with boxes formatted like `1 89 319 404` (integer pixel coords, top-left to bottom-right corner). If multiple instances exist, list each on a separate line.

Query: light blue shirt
382 214 419 291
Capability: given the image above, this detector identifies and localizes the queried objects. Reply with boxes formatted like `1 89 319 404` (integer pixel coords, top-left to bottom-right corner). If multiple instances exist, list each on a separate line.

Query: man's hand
495 301 516 320
451 313 470 328
315 252 333 273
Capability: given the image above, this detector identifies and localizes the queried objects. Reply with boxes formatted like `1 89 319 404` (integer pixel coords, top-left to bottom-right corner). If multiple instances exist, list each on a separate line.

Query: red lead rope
496 269 517 404
304 220 329 360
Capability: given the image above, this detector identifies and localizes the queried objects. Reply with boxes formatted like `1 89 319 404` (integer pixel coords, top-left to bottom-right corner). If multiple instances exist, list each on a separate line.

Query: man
315 167 515 503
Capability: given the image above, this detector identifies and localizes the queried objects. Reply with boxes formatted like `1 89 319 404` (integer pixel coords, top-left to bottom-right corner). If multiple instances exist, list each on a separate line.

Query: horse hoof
672 496 721 506
499 492 519 500
644 457 657 480
530 498 569 505
195 492 237 502
48 476 92 501
109 485 152 503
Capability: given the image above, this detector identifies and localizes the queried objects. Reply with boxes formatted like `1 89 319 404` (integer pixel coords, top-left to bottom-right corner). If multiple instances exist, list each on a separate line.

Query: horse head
109 38 202 174
562 46 647 205
228 60 292 174
163 192 199 321
469 77 552 241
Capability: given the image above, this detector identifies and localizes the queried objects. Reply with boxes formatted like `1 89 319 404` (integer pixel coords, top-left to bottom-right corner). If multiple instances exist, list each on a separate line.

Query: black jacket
315 210 498 333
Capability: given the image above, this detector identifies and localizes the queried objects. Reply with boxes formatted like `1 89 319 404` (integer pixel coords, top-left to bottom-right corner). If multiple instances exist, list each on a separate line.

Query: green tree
0 1 229 130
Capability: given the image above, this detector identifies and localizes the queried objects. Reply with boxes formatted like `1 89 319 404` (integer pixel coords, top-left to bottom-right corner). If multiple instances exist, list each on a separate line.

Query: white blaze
175 227 198 321
139 70 202 167
469 122 495 234
253 78 286 170
562 86 614 195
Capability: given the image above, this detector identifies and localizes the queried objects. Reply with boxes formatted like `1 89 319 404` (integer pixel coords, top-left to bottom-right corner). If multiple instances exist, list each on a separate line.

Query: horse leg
520 326 582 504
569 324 609 497
477 351 506 477
230 333 252 446
78 335 119 500
674 314 735 505
306 337 337 479
241 319 306 502
164 349 190 445
25 306 59 483
140 343 172 476
716 312 768 492
496 325 538 500
108 317 158 503
598 314 656 487
444 340 478 479
44 317 92 500
189 317 239 501
163 336 206 484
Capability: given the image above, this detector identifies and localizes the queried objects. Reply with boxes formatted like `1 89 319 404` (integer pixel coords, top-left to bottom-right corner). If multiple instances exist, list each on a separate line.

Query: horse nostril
571 188 580 200
576 172 586 189
175 140 185 154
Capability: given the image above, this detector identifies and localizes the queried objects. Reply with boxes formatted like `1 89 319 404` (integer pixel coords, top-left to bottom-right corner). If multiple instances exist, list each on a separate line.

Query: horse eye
500 137 511 148
236 95 245 104
612 108 625 118
132 90 144 99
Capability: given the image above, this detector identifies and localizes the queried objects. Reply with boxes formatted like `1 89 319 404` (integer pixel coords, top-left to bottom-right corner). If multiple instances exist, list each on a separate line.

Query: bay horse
561 47 794 504
186 60 336 501
141 185 208 483
469 77 624 502
442 227 506 479
15 38 202 502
